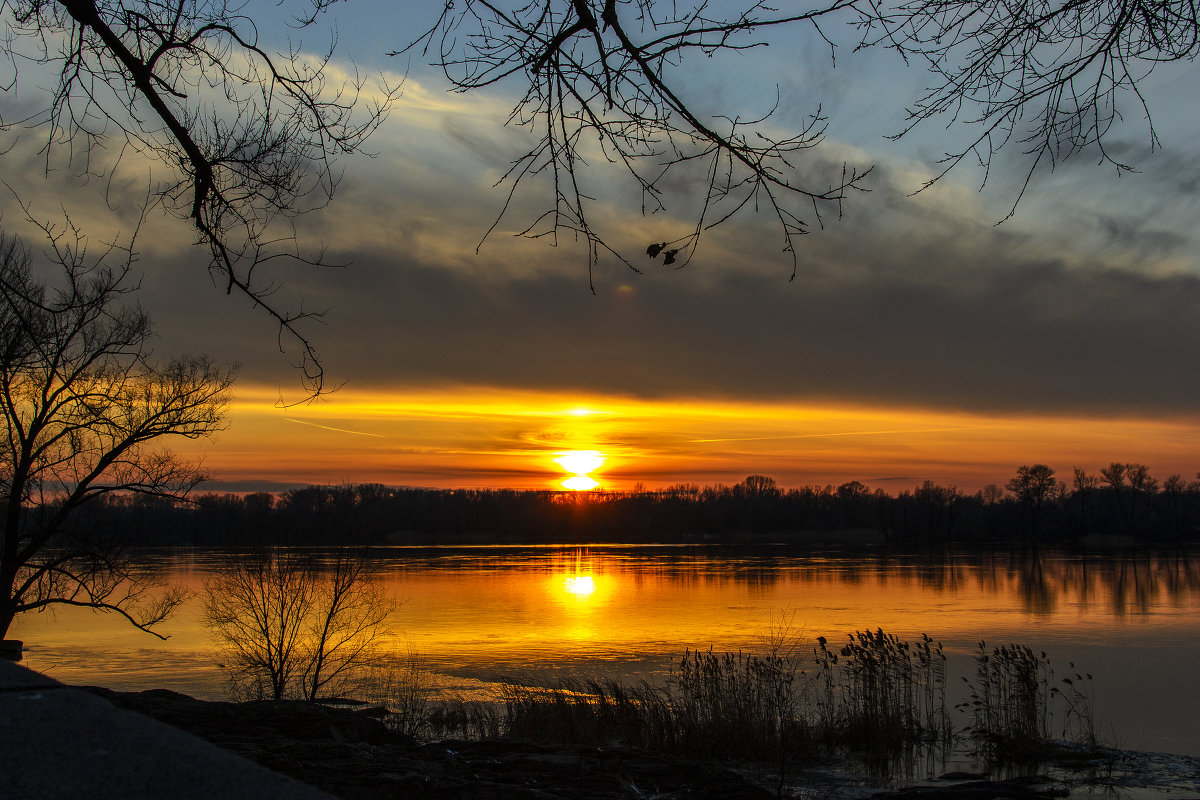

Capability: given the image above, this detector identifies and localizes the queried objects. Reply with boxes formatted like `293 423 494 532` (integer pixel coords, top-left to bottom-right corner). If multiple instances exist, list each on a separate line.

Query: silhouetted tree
412 0 1198 273
913 481 963 541
1124 463 1158 532
1161 475 1188 540
1006 464 1058 537
202 548 395 701
411 0 870 278
854 0 1198 213
1100 462 1127 526
739 475 780 498
1072 469 1100 536
2 0 397 392
836 481 873 528
978 484 1003 506
0 224 234 640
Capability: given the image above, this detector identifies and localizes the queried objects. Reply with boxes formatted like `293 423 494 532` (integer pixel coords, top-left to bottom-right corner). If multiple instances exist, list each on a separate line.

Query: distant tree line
85 463 1200 547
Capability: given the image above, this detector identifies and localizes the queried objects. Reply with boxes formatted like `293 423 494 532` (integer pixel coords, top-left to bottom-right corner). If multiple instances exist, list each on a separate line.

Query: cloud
233 226 1198 416
5 48 1198 423
77 120 1189 420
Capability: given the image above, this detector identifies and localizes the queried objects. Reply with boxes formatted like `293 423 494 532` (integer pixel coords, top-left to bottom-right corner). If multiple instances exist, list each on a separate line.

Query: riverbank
61 678 1200 799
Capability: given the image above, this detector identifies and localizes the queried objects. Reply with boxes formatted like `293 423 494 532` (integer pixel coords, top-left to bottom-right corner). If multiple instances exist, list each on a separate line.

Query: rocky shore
84 686 1200 800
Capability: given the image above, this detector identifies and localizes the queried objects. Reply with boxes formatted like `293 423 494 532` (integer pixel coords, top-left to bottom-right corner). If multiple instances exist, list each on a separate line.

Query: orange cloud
173 384 1200 494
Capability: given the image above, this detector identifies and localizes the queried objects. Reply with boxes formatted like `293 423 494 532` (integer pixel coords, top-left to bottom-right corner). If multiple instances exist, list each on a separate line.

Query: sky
3 1 1199 493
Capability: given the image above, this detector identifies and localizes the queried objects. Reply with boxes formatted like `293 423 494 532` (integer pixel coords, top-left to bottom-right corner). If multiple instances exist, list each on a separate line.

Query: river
11 543 1200 757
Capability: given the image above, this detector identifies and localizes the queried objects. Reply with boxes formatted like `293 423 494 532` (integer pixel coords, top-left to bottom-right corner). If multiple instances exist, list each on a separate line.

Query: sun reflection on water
562 574 596 598
550 549 605 613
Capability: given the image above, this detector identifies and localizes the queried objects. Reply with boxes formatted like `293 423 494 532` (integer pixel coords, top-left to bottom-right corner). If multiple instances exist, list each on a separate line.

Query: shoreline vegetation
74 629 1190 800
92 466 1200 547
381 631 1104 772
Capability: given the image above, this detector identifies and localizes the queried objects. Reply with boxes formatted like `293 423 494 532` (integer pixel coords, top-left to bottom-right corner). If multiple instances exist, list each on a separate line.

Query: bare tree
1123 462 1158 530
202 547 395 701
303 549 395 701
0 219 235 640
7 1 1193 380
1006 463 1058 536
408 0 871 281
1100 461 1127 523
853 0 1200 215
202 549 314 700
1072 468 1100 535
412 0 1197 274
2 0 398 393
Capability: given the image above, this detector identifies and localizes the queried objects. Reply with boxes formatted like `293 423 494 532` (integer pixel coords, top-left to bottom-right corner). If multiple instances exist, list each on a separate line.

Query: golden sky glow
173 383 1200 493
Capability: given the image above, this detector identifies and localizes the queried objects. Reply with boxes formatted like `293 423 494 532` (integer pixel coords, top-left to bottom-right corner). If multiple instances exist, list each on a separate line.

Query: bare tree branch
203 546 394 701
410 0 1196 262
852 0 1200 216
1 212 234 639
405 0 871 282
2 0 399 393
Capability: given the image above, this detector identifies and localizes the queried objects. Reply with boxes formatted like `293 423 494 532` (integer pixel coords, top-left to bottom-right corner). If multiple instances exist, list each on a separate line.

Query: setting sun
555 450 605 475
555 450 605 490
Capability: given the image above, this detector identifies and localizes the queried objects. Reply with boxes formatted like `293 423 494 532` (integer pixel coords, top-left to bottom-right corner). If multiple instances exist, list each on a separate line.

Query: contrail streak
687 426 984 444
283 418 385 438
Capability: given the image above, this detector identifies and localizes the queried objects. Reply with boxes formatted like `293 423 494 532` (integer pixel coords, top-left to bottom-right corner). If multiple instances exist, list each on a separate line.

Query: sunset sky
3 1 1199 493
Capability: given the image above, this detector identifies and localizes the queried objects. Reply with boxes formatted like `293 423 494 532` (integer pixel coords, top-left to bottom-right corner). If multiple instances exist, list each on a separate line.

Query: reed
1052 664 1099 750
670 647 812 760
438 630 948 765
384 630 1097 776
959 642 1099 759
501 678 675 750
358 651 431 738
425 694 506 740
815 630 950 753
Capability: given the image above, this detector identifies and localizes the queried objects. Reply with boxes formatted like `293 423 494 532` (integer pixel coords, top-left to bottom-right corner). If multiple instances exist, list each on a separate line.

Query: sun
555 450 605 490
555 450 605 475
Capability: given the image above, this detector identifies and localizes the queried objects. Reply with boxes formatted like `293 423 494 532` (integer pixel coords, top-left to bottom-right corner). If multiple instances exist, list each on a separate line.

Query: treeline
92 462 1200 546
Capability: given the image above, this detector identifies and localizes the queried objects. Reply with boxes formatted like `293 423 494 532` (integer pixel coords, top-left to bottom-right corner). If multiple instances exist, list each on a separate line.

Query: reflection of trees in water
342 544 1200 617
1032 549 1200 617
1016 551 1055 616
1161 550 1200 599
970 548 1199 616
553 546 1200 617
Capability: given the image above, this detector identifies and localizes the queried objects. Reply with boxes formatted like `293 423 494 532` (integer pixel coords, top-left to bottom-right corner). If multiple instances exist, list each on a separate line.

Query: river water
11 543 1200 757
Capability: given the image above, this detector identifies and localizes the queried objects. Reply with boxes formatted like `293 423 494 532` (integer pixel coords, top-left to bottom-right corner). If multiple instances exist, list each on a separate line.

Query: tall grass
426 693 506 740
959 641 1099 760
502 678 673 749
814 630 949 753
491 649 811 763
675 648 809 758
490 649 816 795
426 630 952 764
1053 663 1100 750
358 651 432 738
388 631 1098 777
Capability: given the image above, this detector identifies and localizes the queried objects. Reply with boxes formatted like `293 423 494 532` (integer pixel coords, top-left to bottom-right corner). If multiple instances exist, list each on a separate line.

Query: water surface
13 543 1200 756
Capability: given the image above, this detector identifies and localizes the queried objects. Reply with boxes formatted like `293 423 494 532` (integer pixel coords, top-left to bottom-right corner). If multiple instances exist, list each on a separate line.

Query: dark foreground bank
78 685 1200 800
